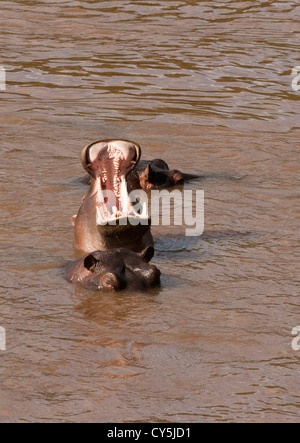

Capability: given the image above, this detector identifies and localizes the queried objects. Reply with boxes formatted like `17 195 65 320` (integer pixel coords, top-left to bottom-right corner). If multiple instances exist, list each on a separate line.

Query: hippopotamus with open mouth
64 246 160 292
73 139 153 255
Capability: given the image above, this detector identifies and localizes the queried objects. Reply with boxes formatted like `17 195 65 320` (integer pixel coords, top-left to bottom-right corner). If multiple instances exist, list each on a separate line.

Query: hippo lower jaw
93 174 149 227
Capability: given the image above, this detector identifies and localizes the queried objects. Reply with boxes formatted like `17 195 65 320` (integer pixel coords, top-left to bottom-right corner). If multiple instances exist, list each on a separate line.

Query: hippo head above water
64 246 161 292
127 159 201 192
138 160 186 190
73 140 153 255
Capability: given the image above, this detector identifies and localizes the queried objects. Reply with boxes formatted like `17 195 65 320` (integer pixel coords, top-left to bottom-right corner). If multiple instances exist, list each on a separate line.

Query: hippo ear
140 246 155 263
145 163 155 181
84 255 98 272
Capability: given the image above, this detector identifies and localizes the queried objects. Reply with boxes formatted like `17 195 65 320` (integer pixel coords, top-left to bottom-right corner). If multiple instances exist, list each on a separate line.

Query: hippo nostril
100 272 121 291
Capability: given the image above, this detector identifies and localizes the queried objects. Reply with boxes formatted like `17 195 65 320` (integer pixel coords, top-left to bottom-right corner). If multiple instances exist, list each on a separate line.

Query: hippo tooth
142 202 148 218
96 206 102 223
96 204 108 223
119 180 129 215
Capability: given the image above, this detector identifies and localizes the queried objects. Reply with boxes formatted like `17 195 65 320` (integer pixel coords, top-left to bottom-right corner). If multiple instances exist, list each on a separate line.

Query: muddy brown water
0 0 299 423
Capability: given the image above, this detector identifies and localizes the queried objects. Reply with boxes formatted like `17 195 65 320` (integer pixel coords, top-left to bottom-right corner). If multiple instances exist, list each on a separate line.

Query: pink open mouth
81 140 148 224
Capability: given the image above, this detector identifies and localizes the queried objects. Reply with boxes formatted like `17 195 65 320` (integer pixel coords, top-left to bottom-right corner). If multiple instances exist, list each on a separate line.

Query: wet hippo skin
73 139 153 255
127 159 201 191
64 246 161 292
